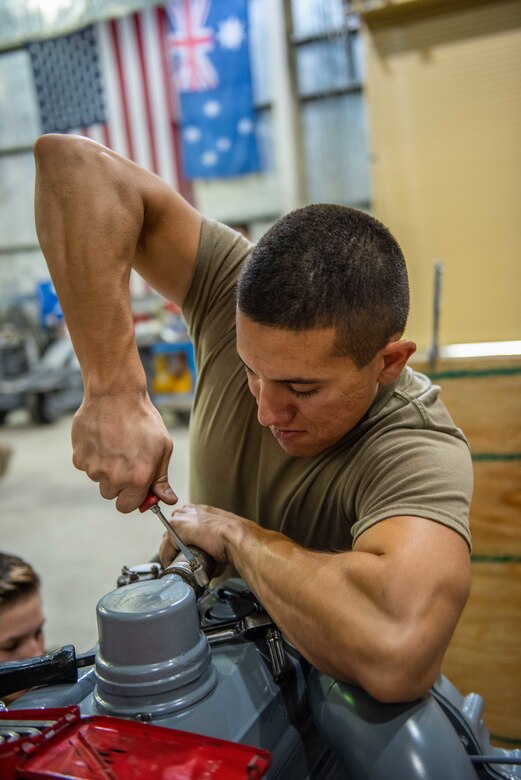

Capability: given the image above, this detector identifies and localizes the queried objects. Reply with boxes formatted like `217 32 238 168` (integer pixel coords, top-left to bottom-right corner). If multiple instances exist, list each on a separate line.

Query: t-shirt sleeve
182 217 253 368
350 428 473 550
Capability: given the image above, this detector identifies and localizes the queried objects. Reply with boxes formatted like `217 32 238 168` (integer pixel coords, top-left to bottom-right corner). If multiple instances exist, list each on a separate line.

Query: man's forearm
34 134 146 393
165 505 469 702
219 516 469 704
226 523 396 693
34 134 180 512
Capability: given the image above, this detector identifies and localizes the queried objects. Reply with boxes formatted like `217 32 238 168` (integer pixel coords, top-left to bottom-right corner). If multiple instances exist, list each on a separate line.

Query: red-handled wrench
139 491 198 567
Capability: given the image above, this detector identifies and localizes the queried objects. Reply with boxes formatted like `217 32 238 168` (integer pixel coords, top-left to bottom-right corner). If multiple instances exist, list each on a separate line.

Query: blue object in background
166 0 261 179
37 280 63 328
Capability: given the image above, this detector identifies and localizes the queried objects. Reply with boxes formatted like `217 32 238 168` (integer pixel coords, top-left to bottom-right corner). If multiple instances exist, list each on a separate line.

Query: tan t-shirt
183 218 473 552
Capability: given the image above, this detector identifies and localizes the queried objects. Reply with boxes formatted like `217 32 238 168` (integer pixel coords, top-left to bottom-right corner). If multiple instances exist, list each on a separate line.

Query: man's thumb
152 479 178 506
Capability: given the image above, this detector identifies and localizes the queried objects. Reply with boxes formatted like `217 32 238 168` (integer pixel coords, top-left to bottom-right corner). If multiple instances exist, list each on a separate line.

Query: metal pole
267 0 308 212
428 260 444 372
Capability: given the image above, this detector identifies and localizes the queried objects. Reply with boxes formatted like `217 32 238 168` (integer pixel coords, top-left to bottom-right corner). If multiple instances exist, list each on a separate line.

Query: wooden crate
412 355 521 743
470 462 521 557
442 562 521 743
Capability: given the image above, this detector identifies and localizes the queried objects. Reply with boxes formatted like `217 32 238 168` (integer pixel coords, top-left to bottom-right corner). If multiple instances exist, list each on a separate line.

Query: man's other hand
158 504 253 568
71 390 176 513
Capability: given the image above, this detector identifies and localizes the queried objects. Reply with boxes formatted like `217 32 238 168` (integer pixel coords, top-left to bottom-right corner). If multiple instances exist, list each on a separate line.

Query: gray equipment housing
7 566 521 780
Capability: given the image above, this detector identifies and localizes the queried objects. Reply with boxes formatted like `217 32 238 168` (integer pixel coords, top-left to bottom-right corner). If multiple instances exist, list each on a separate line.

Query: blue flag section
166 0 261 179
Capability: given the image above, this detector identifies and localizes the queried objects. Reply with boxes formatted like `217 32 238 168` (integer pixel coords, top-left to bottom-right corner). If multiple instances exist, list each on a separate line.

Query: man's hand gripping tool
139 491 210 589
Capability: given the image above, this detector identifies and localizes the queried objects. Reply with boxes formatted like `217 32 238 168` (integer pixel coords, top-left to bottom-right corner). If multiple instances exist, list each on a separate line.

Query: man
34 134 472 703
0 552 46 704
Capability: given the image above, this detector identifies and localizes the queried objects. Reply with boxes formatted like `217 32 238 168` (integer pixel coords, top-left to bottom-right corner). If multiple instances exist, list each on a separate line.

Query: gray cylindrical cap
96 576 200 665
94 575 216 717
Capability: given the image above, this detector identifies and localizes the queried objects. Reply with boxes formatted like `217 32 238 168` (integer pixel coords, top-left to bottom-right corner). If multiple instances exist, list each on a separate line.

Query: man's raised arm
34 134 202 512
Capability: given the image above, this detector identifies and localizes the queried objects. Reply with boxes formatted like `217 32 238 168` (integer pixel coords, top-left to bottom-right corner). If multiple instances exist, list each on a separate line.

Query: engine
0 553 519 780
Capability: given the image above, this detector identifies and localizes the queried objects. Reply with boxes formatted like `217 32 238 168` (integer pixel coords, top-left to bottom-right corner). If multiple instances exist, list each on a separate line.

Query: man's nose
256 384 294 427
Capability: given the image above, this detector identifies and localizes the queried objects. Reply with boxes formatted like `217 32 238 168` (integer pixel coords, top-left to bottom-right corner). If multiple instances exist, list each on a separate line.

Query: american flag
166 0 260 179
28 8 189 197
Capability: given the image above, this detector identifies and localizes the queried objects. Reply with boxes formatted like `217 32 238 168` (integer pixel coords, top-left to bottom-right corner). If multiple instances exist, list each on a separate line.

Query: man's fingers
151 474 178 506
151 439 176 505
159 530 179 568
98 476 176 513
99 483 119 500
115 485 152 514
71 395 176 513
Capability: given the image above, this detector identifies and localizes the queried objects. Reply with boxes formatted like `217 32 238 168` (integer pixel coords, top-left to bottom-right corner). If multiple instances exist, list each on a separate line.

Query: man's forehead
236 313 355 377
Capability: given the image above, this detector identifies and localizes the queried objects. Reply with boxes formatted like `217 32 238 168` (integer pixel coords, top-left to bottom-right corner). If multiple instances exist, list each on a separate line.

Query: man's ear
377 338 416 385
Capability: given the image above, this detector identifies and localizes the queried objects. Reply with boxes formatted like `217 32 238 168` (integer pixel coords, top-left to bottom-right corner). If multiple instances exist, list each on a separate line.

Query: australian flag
166 0 261 179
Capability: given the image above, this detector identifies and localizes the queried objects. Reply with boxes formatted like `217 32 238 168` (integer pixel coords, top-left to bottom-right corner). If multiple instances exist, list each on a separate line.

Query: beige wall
358 0 521 351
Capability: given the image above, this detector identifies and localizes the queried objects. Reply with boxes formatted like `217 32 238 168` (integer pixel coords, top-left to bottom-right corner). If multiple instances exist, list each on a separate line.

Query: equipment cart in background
148 339 196 424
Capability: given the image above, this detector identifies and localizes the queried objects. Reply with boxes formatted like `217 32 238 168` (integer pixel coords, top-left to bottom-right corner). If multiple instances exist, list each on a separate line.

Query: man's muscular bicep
35 134 202 310
353 516 471 664
133 176 202 308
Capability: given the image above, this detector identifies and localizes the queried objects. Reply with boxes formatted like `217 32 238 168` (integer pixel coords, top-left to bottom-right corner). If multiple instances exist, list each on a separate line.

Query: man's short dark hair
236 204 410 367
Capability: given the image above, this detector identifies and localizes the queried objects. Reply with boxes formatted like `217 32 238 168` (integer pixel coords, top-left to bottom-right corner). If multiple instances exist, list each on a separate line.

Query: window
291 0 371 207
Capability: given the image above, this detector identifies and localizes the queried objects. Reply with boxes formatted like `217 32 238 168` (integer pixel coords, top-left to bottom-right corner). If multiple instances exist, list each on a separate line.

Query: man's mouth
271 427 304 443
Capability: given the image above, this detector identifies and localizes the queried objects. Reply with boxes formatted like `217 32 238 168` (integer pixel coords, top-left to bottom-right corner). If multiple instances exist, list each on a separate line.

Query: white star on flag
216 16 245 50
238 117 254 134
166 0 260 178
203 100 221 117
202 150 218 166
184 126 202 143
216 137 231 151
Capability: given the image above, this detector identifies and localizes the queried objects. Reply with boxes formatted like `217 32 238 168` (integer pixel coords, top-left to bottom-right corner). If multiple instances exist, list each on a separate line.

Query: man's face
236 313 382 457
0 592 45 662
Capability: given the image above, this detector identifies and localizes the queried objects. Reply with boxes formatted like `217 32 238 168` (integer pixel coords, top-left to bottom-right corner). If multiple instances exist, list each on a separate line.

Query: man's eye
288 387 318 399
243 365 258 381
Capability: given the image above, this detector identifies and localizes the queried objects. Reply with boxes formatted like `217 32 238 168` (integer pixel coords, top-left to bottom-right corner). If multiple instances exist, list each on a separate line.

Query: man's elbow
347 638 443 704
34 133 101 181
35 132 75 163
360 663 437 704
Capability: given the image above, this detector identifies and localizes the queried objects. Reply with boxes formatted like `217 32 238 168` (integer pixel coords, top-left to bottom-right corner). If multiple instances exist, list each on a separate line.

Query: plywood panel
442 562 521 741
470 462 521 557
412 355 521 738
411 359 521 453
411 358 521 559
435 374 521 453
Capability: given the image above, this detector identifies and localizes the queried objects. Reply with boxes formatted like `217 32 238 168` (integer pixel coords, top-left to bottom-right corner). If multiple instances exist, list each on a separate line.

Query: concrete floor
0 409 190 653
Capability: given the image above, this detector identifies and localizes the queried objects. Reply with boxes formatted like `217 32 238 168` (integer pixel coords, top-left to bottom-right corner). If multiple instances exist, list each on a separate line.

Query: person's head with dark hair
235 204 416 458
237 204 409 368
0 552 45 665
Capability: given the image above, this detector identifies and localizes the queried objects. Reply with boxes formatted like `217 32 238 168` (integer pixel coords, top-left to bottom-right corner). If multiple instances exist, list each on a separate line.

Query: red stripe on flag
102 122 111 149
153 7 178 189
109 19 135 161
59 11 187 195
133 14 159 176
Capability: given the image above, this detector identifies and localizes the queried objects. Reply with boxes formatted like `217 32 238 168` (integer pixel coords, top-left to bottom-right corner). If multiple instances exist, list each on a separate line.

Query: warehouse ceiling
0 0 159 50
